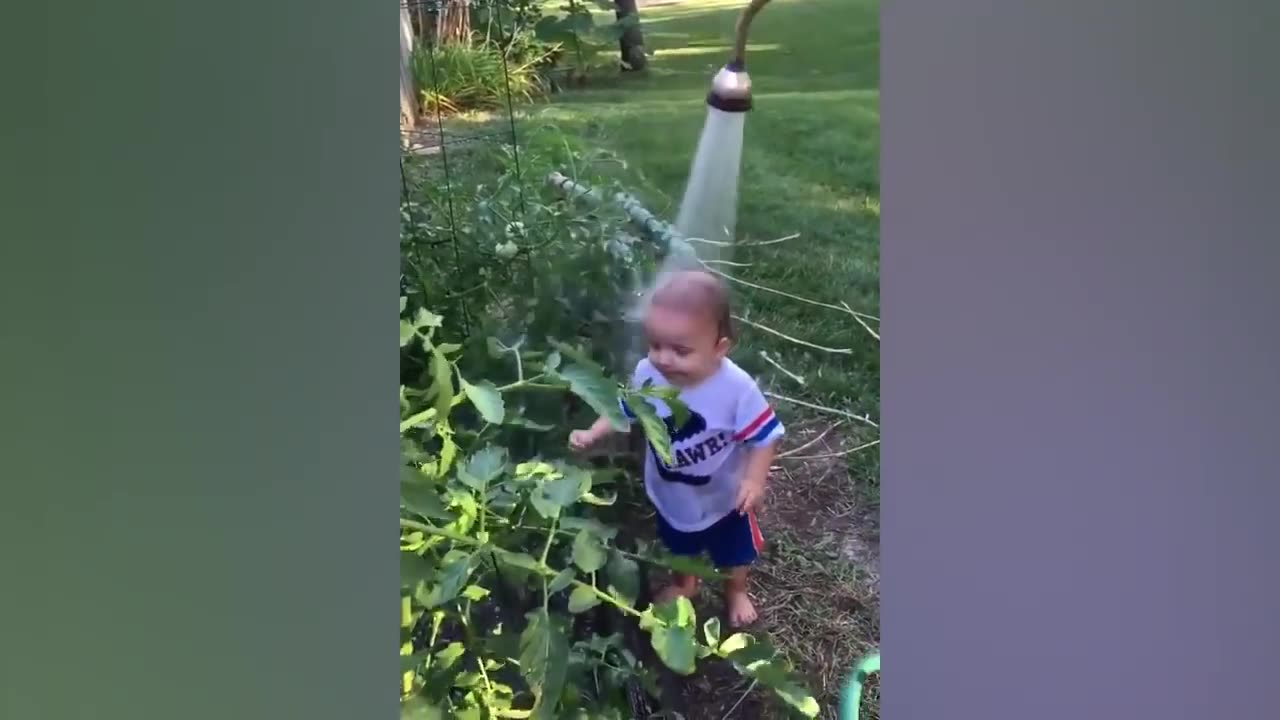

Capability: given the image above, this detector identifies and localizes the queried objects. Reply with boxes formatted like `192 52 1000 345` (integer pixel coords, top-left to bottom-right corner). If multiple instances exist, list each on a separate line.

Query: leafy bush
399 307 821 718
401 126 650 381
413 41 555 114
535 1 644 78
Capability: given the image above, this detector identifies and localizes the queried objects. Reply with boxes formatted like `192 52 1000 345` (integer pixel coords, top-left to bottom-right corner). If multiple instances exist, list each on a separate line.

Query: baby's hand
735 475 767 514
569 429 596 453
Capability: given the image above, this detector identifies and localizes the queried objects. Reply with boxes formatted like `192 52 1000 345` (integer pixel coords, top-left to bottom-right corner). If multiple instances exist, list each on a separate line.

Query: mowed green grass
536 0 880 489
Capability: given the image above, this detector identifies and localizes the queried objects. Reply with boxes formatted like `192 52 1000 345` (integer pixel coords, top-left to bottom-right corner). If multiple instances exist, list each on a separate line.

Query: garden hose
840 651 880 720
707 0 773 112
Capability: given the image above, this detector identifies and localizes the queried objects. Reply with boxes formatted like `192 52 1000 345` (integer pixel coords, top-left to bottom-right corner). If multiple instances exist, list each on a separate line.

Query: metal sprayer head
705 0 772 113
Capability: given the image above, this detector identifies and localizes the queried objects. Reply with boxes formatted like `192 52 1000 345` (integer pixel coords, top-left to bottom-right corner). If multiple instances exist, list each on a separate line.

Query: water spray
609 0 776 368
665 0 772 271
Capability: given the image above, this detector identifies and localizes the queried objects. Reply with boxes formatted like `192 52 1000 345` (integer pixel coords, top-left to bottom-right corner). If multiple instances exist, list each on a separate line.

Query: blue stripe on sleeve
747 417 782 445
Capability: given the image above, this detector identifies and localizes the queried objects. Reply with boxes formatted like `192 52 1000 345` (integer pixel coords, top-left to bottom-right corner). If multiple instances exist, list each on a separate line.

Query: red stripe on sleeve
733 407 775 441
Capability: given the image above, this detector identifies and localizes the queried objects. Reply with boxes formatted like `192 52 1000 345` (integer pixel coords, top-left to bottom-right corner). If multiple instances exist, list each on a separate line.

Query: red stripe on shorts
748 511 765 552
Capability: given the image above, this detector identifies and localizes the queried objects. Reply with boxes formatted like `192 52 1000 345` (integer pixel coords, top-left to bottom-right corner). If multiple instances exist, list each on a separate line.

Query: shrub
399 305 822 718
400 125 650 381
413 40 555 114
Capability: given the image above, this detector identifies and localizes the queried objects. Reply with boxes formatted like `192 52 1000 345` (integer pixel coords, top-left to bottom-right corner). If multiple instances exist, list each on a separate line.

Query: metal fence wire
400 0 540 335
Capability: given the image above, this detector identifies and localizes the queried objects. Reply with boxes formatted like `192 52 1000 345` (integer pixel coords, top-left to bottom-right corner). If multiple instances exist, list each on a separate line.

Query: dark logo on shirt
652 409 733 487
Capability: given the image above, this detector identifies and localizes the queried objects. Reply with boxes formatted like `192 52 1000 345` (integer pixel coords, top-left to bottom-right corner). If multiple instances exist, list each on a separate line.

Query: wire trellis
400 0 545 337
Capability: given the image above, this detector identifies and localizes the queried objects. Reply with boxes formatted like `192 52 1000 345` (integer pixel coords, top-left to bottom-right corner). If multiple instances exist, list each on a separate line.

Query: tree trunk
436 0 472 45
400 3 419 128
614 0 647 72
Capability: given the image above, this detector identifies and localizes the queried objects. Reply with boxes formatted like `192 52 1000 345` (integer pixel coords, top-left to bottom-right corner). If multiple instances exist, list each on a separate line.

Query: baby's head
643 269 734 386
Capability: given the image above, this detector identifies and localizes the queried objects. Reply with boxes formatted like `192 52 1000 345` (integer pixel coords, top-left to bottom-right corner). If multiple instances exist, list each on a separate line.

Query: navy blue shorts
656 509 765 569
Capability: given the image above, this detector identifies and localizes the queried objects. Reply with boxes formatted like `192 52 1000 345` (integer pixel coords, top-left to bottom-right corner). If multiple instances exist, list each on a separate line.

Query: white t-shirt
621 358 785 532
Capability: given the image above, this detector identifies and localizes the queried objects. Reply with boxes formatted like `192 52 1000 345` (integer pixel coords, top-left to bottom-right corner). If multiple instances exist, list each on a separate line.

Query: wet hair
648 269 735 342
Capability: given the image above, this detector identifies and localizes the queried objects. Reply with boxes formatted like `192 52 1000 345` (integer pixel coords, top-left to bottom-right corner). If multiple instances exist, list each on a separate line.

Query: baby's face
643 304 728 386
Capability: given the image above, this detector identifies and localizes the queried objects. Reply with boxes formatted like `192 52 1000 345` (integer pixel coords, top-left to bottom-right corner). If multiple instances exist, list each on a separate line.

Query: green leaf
437 433 458 477
518 609 570 720
401 469 450 522
461 585 490 602
458 446 507 490
400 697 443 720
719 633 752 655
605 550 640 608
543 350 562 372
547 339 596 367
548 567 576 594
418 557 470 608
516 461 557 478
531 469 590 520
703 618 722 648
772 680 821 718
745 661 821 718
654 552 723 580
400 551 435 590
581 490 617 507
559 516 618 540
399 296 407 314
571 530 608 573
650 623 697 675
435 641 466 670
399 407 437 433
400 650 429 673
568 584 601 613
461 379 505 424
557 363 627 431
653 595 695 628
414 307 443 330
428 346 453 421
498 551 545 573
665 396 691 432
639 384 689 429
628 398 673 465
399 319 416 347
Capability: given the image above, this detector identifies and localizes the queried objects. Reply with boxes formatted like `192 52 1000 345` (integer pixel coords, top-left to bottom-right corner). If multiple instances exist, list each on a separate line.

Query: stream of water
622 106 747 343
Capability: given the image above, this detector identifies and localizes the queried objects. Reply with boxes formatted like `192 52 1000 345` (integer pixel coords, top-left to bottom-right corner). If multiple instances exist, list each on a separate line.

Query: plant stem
539 517 558 567
570 578 644 619
399 519 649 619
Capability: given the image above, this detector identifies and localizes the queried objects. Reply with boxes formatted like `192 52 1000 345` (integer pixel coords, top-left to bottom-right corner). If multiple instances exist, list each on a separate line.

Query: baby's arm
569 416 618 451
732 379 786 512
570 362 644 452
735 439 778 513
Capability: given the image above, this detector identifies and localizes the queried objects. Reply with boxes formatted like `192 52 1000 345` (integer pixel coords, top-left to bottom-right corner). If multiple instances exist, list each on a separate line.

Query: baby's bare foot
726 589 758 628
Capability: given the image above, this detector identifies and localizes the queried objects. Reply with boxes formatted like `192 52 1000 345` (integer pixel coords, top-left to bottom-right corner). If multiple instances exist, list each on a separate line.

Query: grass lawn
535 0 879 445
531 0 882 717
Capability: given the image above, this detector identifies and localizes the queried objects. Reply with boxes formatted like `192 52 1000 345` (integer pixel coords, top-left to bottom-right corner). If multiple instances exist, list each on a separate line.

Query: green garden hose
839 651 880 720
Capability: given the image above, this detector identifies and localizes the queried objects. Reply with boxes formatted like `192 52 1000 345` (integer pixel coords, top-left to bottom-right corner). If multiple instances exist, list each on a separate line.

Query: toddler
570 269 783 627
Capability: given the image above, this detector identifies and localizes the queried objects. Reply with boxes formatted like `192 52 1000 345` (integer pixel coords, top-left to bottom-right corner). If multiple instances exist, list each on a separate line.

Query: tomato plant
399 304 820 718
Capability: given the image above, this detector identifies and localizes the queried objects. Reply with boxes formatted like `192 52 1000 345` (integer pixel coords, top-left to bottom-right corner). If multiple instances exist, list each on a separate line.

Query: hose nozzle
706 0 772 113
